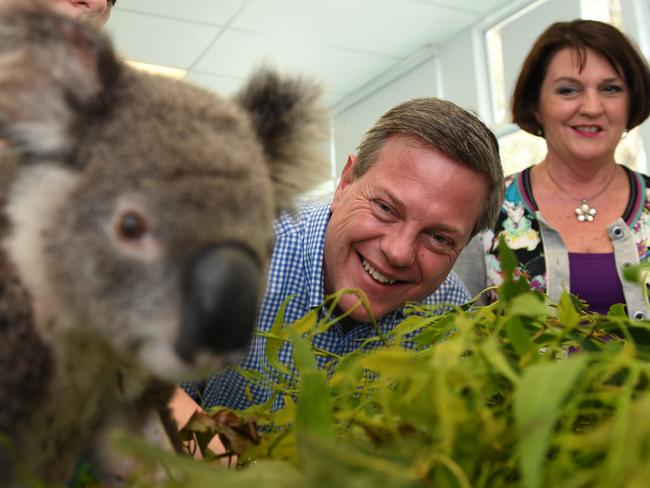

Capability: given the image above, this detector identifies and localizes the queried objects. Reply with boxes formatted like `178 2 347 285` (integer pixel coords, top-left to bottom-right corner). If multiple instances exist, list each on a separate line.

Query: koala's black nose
177 244 261 364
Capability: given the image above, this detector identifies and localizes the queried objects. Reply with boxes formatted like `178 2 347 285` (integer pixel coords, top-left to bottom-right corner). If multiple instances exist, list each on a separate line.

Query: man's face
52 0 112 27
323 133 489 322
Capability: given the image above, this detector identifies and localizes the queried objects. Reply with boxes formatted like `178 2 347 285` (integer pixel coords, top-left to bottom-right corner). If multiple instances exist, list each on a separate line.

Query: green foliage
116 273 650 487
514 356 586 488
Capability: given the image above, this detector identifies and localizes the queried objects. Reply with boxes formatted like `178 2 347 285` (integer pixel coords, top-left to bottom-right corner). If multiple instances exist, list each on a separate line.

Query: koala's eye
116 211 149 240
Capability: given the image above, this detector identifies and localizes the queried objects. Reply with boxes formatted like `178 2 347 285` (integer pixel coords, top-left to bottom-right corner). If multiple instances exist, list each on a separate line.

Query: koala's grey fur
0 1 327 485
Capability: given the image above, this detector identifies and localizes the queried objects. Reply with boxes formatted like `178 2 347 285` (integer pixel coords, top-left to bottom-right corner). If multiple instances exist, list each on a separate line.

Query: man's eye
376 201 392 213
428 232 452 247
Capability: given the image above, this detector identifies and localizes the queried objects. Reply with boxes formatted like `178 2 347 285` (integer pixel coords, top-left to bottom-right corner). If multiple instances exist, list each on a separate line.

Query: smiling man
325 132 492 326
186 97 505 411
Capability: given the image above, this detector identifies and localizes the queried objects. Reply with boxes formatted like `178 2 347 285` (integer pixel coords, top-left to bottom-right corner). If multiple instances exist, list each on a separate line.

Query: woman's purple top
569 252 625 314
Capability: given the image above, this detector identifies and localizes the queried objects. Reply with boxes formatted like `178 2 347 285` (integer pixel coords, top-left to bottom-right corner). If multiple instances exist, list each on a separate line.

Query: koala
0 1 327 486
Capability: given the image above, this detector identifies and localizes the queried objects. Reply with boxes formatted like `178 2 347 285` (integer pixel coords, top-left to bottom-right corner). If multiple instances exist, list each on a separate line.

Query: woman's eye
116 211 149 240
603 84 624 94
556 86 577 96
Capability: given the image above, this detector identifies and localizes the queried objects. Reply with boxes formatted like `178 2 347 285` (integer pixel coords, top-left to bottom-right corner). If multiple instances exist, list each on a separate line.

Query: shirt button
633 311 647 321
610 226 625 239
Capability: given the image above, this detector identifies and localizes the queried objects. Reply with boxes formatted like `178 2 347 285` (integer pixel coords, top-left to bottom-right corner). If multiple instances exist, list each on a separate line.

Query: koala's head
0 0 328 380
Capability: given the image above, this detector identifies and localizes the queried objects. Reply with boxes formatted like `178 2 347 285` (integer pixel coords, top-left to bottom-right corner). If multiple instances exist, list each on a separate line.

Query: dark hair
512 19 650 135
354 97 504 235
110 0 116 5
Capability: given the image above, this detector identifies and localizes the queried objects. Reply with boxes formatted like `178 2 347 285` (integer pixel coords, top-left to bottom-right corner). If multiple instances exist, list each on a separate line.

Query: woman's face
51 0 112 28
536 47 629 166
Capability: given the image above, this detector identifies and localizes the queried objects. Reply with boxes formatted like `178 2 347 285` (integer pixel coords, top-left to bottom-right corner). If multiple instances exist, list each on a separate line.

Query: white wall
437 29 483 115
332 57 439 176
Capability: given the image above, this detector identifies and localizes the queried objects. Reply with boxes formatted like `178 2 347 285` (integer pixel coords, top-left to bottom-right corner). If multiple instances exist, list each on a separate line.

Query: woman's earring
537 127 544 137
622 130 628 139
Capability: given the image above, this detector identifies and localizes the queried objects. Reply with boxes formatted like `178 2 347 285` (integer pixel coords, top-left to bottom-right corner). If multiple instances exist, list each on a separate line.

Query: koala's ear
235 69 330 212
0 0 120 157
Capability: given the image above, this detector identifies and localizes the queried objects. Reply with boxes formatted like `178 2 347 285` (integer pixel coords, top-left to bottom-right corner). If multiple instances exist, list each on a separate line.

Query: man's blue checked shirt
185 199 470 411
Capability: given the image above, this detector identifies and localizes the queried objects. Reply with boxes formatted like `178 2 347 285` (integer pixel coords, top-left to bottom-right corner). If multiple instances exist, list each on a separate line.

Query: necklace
545 164 617 223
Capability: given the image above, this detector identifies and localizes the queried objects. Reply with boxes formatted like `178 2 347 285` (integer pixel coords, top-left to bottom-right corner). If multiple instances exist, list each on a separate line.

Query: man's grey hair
354 97 504 236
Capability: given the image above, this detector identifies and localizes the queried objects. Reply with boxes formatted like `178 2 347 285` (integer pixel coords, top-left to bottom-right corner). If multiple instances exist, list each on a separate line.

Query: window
497 129 547 176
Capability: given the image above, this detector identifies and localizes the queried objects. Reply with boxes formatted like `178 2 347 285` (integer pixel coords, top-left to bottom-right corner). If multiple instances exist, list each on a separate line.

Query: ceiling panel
191 29 274 77
108 0 525 106
107 9 220 68
193 29 397 93
417 0 519 15
183 71 243 97
116 0 246 25
185 69 346 108
232 0 477 57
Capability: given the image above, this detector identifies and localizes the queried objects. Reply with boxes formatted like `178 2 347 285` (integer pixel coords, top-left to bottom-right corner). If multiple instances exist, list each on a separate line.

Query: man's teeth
362 258 396 284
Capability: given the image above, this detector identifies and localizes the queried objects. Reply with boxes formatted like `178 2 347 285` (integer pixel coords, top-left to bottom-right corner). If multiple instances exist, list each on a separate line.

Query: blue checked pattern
184 199 470 410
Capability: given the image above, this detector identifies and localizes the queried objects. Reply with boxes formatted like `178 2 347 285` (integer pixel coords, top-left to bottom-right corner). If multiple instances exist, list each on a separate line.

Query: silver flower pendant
575 200 596 222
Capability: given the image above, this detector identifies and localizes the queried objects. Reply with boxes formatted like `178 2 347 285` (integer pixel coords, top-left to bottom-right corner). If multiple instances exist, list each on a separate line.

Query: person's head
51 0 115 28
323 98 503 322
354 98 503 236
512 19 650 136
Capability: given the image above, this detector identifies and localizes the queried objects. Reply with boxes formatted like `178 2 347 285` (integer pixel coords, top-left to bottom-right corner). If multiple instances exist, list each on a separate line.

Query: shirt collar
302 199 332 309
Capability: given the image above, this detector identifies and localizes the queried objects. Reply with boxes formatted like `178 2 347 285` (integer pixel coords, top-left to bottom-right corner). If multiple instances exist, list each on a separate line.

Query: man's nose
380 230 416 268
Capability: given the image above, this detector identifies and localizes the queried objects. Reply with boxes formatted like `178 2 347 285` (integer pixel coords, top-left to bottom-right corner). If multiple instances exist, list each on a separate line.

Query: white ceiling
107 0 518 109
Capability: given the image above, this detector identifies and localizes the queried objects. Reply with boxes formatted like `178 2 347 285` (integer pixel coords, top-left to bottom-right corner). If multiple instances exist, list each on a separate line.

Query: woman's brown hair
511 19 650 135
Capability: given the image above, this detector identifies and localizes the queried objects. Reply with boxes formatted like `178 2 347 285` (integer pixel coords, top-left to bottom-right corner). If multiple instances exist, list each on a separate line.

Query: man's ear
338 154 356 189
332 154 356 206
0 0 120 157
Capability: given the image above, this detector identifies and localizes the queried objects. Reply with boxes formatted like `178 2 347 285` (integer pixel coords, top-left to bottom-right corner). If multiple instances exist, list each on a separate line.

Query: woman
456 19 650 318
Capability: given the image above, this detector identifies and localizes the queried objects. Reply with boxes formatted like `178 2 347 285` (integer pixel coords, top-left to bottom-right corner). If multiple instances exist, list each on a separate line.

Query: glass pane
485 27 506 124
580 0 623 28
498 129 547 176
616 127 647 172
607 0 623 28
580 0 612 23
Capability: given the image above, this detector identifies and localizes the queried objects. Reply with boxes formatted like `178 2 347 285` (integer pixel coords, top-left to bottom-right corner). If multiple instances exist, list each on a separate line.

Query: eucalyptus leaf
506 316 535 357
290 329 335 441
557 292 581 329
263 295 296 376
514 356 587 488
509 293 547 319
498 235 517 278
